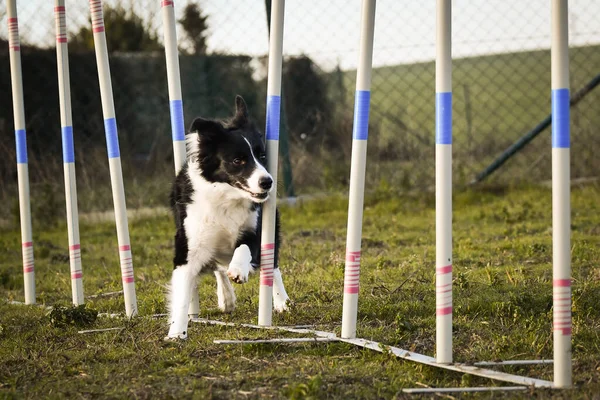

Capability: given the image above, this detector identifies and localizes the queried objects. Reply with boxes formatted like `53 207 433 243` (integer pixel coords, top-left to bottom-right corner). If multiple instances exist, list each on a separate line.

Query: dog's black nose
259 176 273 190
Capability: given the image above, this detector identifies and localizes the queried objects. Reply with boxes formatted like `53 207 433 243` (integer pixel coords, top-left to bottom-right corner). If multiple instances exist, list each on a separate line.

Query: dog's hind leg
166 264 195 340
188 280 200 318
215 269 236 312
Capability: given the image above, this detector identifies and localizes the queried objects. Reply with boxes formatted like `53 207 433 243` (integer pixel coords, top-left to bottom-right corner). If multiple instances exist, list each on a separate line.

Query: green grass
1 184 600 398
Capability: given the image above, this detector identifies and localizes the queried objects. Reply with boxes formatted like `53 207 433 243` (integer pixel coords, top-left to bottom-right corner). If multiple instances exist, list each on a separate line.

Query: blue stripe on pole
436 92 452 145
104 118 120 158
15 129 27 164
61 126 75 163
352 90 371 140
169 99 185 142
552 88 570 148
266 95 281 141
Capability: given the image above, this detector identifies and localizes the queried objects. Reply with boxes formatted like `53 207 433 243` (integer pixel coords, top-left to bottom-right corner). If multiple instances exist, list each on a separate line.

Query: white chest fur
184 165 258 270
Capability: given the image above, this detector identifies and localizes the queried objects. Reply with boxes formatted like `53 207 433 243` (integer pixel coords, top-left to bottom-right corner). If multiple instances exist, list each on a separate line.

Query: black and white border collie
166 96 290 340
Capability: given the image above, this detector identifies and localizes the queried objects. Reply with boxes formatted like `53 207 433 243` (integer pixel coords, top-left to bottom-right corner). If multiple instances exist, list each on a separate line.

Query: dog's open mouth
250 191 269 201
235 184 270 201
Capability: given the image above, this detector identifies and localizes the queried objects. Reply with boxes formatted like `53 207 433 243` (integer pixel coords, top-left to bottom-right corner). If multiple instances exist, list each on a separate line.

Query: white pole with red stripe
7 0 35 305
88 0 137 317
435 0 453 364
159 0 199 317
258 0 285 327
341 0 376 339
551 0 571 388
55 0 84 306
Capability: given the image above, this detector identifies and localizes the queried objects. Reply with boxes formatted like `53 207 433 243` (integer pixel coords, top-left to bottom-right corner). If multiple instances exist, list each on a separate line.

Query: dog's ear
189 117 223 137
231 95 249 127
187 118 223 163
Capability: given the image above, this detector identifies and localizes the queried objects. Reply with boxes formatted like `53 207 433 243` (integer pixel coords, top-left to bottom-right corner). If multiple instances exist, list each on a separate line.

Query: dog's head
186 96 273 203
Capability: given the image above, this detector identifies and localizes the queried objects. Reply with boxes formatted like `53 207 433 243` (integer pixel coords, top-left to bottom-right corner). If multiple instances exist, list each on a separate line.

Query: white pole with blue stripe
341 0 376 339
159 0 199 317
55 0 84 306
89 0 137 317
7 0 35 305
258 0 285 327
160 0 186 174
435 0 452 364
551 0 571 388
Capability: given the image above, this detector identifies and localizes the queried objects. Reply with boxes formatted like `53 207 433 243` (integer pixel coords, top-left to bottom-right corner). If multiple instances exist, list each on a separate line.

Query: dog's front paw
227 265 249 284
274 293 291 313
227 245 252 284
164 332 188 341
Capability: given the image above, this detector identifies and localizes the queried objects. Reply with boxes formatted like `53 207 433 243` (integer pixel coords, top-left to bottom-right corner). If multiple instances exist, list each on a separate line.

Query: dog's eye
233 158 245 166
259 154 266 160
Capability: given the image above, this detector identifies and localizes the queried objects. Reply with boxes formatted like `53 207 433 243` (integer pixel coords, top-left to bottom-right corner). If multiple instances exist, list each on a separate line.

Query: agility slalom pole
89 0 137 317
435 0 452 364
7 0 35 305
258 0 285 326
160 0 186 174
551 0 572 388
55 0 84 306
159 0 199 317
340 0 376 339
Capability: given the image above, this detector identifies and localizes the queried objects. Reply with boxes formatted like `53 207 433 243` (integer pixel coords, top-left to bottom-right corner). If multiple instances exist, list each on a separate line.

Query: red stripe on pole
436 306 452 316
22 242 33 248
554 297 571 301
346 251 361 262
71 272 83 279
436 265 452 274
344 286 359 294
119 245 131 251
69 244 81 251
553 279 571 287
161 0 174 6
54 6 65 12
260 275 273 286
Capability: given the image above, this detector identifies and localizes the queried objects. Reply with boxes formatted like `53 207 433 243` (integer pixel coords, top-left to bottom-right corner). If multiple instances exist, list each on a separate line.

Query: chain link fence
1 0 599 222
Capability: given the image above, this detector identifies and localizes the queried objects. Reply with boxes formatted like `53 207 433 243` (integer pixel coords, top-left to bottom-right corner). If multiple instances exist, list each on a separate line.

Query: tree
178 3 209 55
70 4 161 53
282 55 333 150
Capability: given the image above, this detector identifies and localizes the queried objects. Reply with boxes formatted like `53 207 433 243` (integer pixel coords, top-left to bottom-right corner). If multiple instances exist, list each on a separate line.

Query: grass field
1 183 600 398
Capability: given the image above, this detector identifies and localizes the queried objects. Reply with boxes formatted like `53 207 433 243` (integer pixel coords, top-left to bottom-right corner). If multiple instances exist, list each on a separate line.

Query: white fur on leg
273 268 290 312
188 279 200 318
215 269 236 312
227 244 252 284
166 265 195 340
